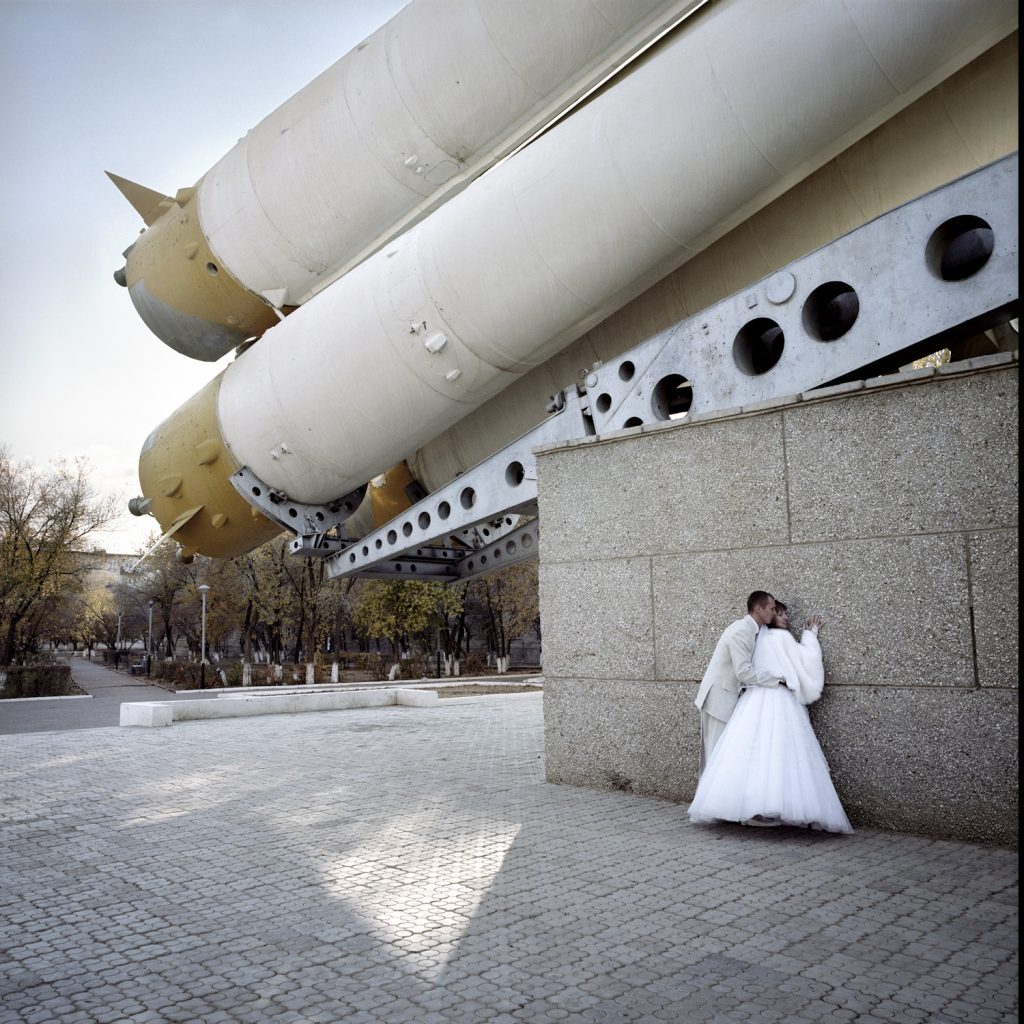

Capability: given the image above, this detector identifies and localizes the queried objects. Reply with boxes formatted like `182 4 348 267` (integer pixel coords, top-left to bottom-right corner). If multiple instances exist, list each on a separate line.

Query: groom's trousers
699 711 728 775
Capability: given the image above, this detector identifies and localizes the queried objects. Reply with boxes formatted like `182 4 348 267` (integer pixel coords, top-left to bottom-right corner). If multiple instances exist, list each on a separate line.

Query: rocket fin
122 504 203 574
106 171 173 226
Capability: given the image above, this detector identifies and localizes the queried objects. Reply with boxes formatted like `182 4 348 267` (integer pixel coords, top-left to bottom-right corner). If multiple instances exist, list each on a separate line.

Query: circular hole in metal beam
438 501 450 520
733 317 784 375
505 461 525 487
926 215 995 281
460 487 475 510
418 512 431 529
618 361 635 381
651 374 692 421
802 281 859 342
595 393 612 414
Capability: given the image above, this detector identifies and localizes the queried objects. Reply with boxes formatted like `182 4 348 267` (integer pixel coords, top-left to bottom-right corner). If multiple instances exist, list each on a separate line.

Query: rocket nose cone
113 266 128 287
128 277 250 361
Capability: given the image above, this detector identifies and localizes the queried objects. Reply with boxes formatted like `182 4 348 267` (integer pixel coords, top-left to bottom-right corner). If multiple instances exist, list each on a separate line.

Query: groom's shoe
742 815 781 827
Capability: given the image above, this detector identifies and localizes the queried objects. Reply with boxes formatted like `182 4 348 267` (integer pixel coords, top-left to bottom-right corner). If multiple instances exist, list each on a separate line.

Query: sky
0 0 410 554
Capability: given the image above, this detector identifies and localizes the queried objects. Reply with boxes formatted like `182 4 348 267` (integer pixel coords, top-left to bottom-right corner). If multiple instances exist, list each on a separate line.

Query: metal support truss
314 384 597 580
286 153 1017 583
579 154 1017 433
322 519 542 581
230 465 366 538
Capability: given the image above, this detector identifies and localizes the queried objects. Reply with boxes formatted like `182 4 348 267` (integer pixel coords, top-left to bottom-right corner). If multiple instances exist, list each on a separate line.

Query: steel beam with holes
316 392 592 581
326 520 543 581
231 465 366 536
584 154 1017 431
316 153 1017 582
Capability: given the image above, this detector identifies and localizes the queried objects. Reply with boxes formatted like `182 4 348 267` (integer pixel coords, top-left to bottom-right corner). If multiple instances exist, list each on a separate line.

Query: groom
694 591 788 773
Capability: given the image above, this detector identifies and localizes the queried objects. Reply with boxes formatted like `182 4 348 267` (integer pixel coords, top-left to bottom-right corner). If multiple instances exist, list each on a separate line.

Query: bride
687 601 852 833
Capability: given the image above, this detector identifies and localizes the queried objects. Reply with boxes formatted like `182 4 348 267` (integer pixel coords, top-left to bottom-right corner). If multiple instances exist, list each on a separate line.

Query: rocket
112 0 705 362
113 0 1019 566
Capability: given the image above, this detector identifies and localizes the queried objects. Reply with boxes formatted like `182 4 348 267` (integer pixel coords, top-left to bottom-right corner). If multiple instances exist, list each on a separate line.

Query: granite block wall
536 355 1019 846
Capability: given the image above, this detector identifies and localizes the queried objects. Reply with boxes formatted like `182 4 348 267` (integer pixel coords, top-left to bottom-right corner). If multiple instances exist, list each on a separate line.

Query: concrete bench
120 702 173 727
120 687 438 727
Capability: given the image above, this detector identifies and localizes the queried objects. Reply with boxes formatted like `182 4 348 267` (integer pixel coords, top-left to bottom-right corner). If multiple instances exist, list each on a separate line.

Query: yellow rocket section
113 176 281 361
138 375 281 558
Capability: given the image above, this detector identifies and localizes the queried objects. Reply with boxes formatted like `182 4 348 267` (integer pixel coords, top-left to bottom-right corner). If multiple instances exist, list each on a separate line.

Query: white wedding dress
688 625 852 833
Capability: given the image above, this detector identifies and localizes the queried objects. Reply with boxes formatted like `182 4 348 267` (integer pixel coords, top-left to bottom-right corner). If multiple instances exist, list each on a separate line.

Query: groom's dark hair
747 590 774 613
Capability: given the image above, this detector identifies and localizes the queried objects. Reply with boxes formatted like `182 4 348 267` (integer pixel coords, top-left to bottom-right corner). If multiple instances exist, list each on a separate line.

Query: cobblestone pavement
0 694 1017 1023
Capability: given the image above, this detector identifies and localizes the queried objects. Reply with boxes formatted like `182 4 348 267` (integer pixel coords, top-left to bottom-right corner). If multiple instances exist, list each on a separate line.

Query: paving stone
0 694 1017 1024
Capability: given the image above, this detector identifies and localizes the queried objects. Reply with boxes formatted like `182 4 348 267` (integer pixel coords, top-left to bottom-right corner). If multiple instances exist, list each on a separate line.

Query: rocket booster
126 0 1018 560
113 0 704 362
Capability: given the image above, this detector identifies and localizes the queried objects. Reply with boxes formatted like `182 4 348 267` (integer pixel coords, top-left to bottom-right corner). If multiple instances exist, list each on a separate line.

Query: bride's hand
806 612 824 631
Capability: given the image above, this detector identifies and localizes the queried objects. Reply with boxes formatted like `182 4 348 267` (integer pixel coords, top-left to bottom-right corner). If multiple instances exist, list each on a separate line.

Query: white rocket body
198 0 701 309
215 0 1016 505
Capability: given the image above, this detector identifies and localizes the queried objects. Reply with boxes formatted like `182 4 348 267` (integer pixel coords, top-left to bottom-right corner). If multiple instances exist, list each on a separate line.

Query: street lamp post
115 612 122 670
146 600 154 677
198 584 210 689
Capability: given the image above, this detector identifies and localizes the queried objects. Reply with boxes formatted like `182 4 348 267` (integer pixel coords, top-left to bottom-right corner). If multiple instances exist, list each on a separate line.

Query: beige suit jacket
694 614 783 723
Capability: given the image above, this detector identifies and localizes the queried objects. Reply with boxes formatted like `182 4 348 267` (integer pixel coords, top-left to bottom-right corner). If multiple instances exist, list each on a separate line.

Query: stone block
652 534 974 687
809 685 1018 847
119 702 173 727
537 414 788 561
540 559 654 680
784 367 1018 543
544 678 696 801
175 690 398 719
395 688 439 707
970 529 1019 688
802 380 865 401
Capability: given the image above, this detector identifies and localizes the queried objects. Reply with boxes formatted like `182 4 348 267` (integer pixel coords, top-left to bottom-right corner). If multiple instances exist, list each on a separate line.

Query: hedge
0 664 78 699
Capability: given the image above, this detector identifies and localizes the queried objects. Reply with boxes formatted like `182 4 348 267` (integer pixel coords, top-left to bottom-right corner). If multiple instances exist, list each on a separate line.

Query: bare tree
472 562 540 672
130 533 196 658
0 449 118 665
